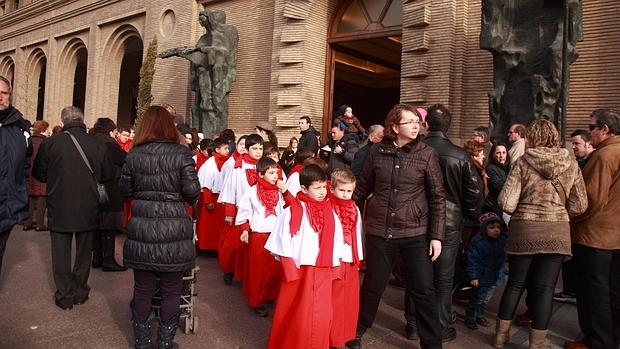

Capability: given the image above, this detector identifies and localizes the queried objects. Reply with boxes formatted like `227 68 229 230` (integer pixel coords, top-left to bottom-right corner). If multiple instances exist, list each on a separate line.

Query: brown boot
529 328 551 349
494 319 512 348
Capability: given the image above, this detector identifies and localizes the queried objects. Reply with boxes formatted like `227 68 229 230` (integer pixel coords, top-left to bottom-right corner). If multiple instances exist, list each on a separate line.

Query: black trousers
498 254 564 330
0 227 13 276
359 235 442 349
133 269 184 323
573 244 620 349
50 231 94 307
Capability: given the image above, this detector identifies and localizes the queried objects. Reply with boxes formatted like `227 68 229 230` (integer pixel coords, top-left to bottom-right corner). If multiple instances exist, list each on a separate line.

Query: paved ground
0 226 582 349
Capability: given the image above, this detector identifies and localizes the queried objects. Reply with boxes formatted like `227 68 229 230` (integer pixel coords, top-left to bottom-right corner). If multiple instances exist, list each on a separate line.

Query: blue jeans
465 286 495 321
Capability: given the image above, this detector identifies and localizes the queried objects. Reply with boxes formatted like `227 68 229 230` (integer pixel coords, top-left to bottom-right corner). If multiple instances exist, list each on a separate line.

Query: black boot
157 313 180 349
102 231 127 272
131 307 155 349
92 231 102 268
346 327 365 349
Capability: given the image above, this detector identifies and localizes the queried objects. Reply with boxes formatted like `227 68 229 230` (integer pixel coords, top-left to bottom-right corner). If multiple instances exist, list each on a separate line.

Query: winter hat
256 120 273 132
479 212 501 234
416 107 428 123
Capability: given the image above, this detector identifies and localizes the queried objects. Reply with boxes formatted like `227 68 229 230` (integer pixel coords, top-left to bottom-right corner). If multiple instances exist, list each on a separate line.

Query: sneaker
476 317 492 327
441 327 457 342
405 321 419 340
465 318 478 330
553 291 577 304
223 272 234 286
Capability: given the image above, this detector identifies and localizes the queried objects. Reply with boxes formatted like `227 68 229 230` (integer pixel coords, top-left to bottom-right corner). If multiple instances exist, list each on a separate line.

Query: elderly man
33 106 113 310
351 124 384 179
507 123 526 164
0 76 31 276
566 108 620 349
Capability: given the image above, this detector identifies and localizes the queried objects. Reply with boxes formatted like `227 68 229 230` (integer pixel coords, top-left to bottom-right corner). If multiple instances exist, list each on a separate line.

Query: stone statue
159 10 238 136
481 0 582 141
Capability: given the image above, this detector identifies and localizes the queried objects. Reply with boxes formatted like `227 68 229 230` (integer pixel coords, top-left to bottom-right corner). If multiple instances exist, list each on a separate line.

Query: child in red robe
328 169 364 347
196 138 229 252
284 147 315 197
264 165 345 349
218 134 263 285
236 157 295 317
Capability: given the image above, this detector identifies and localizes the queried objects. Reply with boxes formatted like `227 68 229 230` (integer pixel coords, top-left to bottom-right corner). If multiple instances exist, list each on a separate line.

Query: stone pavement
0 227 581 349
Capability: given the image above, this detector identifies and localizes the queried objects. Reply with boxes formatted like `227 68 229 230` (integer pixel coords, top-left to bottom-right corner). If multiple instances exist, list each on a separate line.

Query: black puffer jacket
119 141 200 272
353 138 446 241
423 131 484 232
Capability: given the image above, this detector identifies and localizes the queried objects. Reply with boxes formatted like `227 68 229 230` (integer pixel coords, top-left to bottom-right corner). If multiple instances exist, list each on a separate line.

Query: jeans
573 244 620 349
465 286 495 321
133 269 183 323
405 230 460 329
498 254 564 330
359 235 442 349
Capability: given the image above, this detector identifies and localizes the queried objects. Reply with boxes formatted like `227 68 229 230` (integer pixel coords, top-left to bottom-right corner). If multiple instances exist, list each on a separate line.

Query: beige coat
499 147 588 255
571 136 620 250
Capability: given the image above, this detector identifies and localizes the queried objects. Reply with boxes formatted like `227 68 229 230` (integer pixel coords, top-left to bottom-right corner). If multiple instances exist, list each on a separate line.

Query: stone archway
0 55 15 88
24 48 47 120
96 24 143 125
56 38 88 113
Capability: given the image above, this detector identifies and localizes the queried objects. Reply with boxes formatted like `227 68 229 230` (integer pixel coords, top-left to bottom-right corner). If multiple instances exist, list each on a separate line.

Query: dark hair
263 142 280 156
92 117 117 135
260 128 278 146
383 103 419 141
299 116 312 125
237 135 247 145
133 106 179 146
200 138 214 155
118 127 130 133
336 104 349 117
257 157 279 174
426 103 452 134
303 157 328 175
300 164 327 187
490 142 510 164
288 137 298 149
220 128 236 142
212 137 228 150
570 129 591 143
245 133 264 149
295 147 315 165
52 125 63 134
474 126 490 140
591 108 620 134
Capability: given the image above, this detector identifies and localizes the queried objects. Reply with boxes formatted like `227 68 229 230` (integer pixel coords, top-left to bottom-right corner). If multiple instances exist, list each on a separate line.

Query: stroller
151 266 200 334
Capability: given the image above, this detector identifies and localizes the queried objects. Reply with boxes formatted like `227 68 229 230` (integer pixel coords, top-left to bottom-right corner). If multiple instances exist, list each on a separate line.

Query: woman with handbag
119 106 200 349
494 120 588 349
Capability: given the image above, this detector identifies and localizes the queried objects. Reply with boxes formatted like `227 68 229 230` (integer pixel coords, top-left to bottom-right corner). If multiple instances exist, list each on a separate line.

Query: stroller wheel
450 311 457 324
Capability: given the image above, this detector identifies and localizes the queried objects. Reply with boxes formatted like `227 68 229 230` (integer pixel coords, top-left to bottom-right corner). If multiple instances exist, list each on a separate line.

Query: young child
263 143 287 182
196 138 229 252
265 165 345 349
236 157 294 317
334 104 365 135
219 135 247 188
464 212 507 329
284 147 315 197
218 134 263 285
195 138 213 172
328 169 364 347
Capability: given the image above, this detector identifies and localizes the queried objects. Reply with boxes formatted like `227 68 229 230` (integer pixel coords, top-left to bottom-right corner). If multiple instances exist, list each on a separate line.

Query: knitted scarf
289 192 335 267
329 193 360 264
257 177 279 217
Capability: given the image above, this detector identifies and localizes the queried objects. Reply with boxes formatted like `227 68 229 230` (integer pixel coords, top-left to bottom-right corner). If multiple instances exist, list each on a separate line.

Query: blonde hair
526 119 561 149
330 168 356 188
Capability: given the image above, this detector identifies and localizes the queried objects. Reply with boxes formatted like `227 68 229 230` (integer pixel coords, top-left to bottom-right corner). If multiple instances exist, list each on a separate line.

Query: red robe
196 189 224 251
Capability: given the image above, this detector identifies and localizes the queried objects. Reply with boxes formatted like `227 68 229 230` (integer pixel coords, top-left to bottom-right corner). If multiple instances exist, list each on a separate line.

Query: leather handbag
64 131 109 205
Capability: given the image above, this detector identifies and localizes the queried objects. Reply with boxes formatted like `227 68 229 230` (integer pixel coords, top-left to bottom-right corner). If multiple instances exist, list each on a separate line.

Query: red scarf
257 177 279 217
278 166 284 180
235 153 258 168
246 169 258 186
195 152 208 171
289 192 335 267
329 193 360 264
289 164 303 176
213 152 229 171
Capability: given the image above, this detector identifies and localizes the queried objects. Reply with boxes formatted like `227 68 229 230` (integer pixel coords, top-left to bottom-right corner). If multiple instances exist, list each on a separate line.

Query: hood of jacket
301 126 319 136
0 105 26 128
522 147 572 179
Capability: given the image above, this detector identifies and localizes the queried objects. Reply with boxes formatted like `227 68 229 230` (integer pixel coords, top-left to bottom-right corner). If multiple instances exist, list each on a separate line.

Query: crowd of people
1 72 619 349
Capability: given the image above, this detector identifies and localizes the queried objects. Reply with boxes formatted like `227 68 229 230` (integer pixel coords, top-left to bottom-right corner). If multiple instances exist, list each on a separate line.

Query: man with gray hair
351 124 384 179
0 75 31 276
33 106 113 310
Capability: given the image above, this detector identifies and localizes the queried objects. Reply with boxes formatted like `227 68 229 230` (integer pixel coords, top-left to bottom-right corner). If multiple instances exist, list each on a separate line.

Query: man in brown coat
566 108 620 349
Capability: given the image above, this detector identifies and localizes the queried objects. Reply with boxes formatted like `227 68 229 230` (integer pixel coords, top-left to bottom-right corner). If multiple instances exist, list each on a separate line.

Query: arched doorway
36 57 46 120
25 49 47 121
72 47 88 112
0 56 15 88
116 36 143 127
324 0 402 132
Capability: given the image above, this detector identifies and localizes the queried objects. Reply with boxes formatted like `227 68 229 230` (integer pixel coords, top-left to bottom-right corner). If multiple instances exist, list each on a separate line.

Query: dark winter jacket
485 159 510 209
0 106 31 232
423 131 484 232
353 138 446 241
465 232 506 287
33 122 114 233
351 141 372 179
93 133 126 230
28 133 47 197
328 133 359 173
119 141 200 272
299 126 319 154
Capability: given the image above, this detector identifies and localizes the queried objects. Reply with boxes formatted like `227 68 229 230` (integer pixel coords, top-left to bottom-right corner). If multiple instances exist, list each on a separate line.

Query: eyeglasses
588 123 603 131
396 120 420 126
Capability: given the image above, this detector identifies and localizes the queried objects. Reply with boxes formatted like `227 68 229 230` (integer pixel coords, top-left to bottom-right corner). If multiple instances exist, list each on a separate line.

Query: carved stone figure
160 10 238 136
481 0 582 141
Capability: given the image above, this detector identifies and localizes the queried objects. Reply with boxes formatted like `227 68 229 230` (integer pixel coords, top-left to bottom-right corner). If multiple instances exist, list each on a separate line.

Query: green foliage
135 37 158 127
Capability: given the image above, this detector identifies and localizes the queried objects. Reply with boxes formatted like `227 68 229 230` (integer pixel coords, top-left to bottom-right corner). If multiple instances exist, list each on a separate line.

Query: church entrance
324 0 402 133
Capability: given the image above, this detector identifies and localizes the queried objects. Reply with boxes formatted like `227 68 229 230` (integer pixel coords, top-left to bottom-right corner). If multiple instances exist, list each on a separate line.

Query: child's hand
470 279 479 288
240 231 249 244
206 203 215 211
224 216 233 226
276 180 287 193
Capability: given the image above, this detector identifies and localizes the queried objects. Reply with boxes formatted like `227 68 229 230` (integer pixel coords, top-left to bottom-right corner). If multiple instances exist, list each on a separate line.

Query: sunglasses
588 123 604 131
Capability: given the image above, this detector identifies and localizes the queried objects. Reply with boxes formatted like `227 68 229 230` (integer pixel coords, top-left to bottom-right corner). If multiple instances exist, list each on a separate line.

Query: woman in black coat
119 106 200 349
484 142 511 217
90 118 127 271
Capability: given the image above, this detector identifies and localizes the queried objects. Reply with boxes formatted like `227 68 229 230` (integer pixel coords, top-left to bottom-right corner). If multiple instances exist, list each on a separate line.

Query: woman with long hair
280 137 298 174
494 119 588 349
119 105 200 349
90 117 127 272
23 120 50 231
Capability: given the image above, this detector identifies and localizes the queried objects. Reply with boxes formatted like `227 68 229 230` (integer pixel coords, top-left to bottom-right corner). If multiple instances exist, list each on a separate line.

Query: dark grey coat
119 141 200 272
